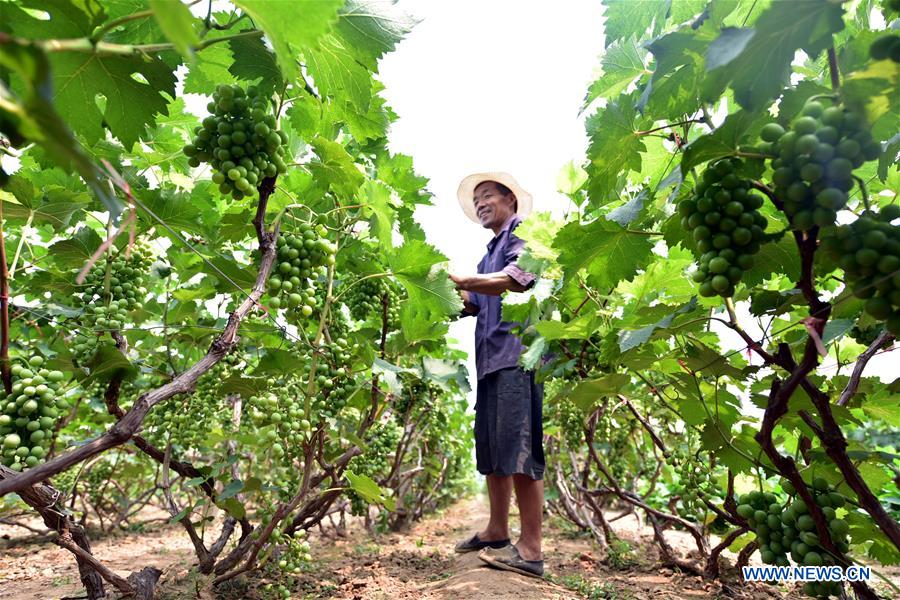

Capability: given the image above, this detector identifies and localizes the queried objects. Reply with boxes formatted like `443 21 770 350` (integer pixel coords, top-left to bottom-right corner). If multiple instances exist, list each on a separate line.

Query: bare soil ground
2 496 897 599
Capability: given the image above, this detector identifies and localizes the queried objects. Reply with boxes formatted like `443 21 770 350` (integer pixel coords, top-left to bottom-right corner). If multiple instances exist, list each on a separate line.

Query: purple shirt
466 214 537 380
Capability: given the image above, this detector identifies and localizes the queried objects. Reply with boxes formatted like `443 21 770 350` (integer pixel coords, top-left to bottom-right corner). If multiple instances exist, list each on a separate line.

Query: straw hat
456 172 533 223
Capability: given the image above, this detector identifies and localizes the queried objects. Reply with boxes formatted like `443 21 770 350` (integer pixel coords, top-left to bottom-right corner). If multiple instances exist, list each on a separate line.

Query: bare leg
477 474 512 541
512 474 543 560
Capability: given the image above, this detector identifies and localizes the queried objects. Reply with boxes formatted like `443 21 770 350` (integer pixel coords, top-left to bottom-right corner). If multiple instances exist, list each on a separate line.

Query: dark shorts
474 367 545 480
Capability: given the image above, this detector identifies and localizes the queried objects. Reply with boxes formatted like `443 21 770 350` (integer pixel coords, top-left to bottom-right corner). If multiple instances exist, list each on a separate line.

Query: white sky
378 1 606 388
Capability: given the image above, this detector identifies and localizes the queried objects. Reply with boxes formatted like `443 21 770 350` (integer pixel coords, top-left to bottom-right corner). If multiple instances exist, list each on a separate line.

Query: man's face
473 181 516 229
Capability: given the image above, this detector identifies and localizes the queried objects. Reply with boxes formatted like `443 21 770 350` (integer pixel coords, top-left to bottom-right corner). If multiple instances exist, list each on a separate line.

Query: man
449 172 545 579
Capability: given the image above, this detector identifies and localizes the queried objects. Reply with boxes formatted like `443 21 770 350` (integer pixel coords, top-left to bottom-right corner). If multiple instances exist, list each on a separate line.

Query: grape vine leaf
386 240 461 342
335 0 417 70
305 33 374 112
601 0 669 47
228 33 282 94
309 137 366 197
741 234 801 288
84 345 138 384
149 0 199 59
51 51 177 148
0 42 120 215
554 217 654 292
585 94 648 206
638 27 715 119
233 0 342 83
363 180 396 248
183 39 236 93
681 110 761 174
618 298 698 352
345 471 396 510
704 0 846 110
582 38 646 110
569 373 631 411
48 227 103 269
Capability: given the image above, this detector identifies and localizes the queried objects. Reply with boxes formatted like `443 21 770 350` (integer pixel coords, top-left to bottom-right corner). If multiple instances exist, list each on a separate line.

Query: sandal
478 545 544 578
454 533 511 553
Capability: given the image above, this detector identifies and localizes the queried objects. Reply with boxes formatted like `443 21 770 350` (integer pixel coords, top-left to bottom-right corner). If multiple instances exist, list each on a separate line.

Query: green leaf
335 0 417 70
387 240 461 342
583 38 646 109
618 298 698 352
681 110 761 174
363 180 395 248
841 59 900 142
233 0 342 83
309 136 366 198
585 94 647 206
0 41 120 215
345 471 395 510
741 234 800 288
601 0 668 47
49 228 103 269
218 479 244 500
169 504 192 524
305 33 373 112
50 50 176 148
554 217 654 291
215 497 246 520
534 316 597 342
149 0 199 59
85 344 138 384
704 0 846 110
183 39 236 93
570 373 631 411
821 319 853 346
228 33 282 94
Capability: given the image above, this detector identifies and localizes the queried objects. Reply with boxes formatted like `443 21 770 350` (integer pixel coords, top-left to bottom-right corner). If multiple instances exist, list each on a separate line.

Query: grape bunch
737 478 850 598
0 355 70 471
343 276 403 326
551 397 584 449
394 377 439 421
246 379 312 458
870 34 900 62
72 240 153 363
267 224 336 317
145 354 241 450
677 453 715 512
759 99 882 231
820 206 900 335
307 337 358 420
678 158 767 297
346 419 402 515
262 532 312 599
849 324 891 347
183 84 288 200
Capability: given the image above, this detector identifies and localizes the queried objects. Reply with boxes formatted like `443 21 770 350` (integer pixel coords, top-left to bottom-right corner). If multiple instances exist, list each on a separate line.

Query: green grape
760 99 882 231
182 84 289 198
144 353 243 450
0 354 73 471
342 275 404 328
678 158 767 298
820 207 900 336
73 239 154 364
346 419 403 515
736 477 851 598
265 223 335 323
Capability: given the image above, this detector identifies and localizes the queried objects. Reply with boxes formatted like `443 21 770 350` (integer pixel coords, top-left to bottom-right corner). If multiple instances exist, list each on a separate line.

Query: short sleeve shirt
468 214 536 380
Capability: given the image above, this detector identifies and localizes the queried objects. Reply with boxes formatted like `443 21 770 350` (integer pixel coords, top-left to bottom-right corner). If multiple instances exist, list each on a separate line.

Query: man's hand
449 273 465 289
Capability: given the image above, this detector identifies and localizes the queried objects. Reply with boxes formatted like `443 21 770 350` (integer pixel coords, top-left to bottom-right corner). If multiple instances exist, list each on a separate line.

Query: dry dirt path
0 494 824 599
